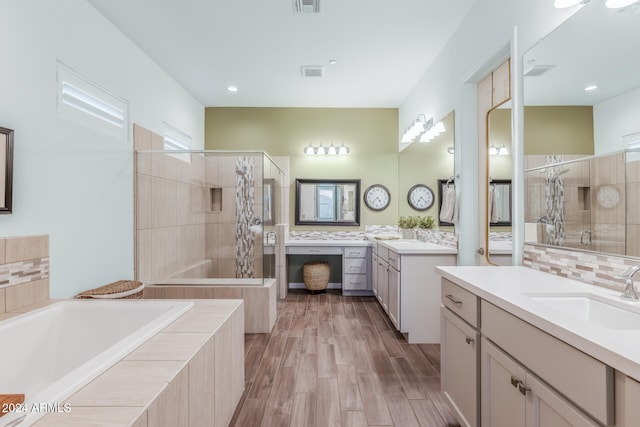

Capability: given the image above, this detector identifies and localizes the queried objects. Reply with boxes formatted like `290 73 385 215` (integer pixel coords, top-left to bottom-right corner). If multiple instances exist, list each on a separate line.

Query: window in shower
163 122 191 163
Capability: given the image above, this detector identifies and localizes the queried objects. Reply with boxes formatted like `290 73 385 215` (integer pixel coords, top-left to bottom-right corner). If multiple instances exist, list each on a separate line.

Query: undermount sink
527 293 640 330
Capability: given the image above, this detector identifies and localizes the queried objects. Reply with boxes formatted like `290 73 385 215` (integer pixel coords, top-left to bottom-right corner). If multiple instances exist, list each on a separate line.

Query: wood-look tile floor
230 290 461 427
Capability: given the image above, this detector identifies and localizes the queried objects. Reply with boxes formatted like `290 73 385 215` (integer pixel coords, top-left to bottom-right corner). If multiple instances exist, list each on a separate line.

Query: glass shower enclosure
134 150 285 284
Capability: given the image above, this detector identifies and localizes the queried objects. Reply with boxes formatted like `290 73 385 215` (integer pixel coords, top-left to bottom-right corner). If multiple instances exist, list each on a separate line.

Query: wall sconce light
489 144 509 156
304 142 350 155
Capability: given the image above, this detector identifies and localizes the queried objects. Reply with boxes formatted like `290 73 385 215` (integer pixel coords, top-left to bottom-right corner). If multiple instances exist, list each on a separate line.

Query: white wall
594 87 640 155
399 0 579 264
0 0 204 298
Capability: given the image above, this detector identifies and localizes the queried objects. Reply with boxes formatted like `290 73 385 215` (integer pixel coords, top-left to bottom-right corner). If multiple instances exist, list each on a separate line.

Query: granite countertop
436 265 640 381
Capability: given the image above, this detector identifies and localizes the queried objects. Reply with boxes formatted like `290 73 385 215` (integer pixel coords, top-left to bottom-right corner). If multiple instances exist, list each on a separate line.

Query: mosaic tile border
288 231 368 241
415 229 458 249
0 257 50 289
523 244 639 292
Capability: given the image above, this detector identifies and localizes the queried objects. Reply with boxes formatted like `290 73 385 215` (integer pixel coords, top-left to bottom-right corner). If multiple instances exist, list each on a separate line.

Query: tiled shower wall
134 124 264 281
0 235 49 314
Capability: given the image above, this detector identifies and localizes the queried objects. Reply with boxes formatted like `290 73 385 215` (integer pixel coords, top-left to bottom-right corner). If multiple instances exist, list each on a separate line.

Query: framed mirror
0 126 14 214
295 179 360 226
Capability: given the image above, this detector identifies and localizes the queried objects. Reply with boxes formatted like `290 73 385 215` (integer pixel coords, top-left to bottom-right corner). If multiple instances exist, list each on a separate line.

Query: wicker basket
303 262 330 292
75 280 145 299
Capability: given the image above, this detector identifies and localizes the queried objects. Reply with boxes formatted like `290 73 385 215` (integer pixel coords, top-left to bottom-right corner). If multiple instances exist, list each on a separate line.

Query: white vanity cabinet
482 338 599 427
441 279 480 427
373 245 401 330
375 245 390 312
285 242 372 296
374 241 456 343
342 246 370 295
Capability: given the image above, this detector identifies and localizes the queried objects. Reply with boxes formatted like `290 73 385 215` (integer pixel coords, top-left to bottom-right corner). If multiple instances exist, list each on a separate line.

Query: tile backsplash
523 243 638 292
0 235 50 313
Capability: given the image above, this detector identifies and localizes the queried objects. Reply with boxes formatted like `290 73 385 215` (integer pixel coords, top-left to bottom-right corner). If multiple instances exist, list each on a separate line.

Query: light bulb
328 144 337 155
316 145 325 155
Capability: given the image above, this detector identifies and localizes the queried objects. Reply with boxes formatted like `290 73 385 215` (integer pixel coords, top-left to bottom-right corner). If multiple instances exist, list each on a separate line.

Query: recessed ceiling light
584 85 598 91
329 59 337 65
227 85 238 93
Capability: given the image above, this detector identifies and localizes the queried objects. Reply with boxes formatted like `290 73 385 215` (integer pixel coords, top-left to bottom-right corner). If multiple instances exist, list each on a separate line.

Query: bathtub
144 277 277 333
154 277 266 286
0 299 193 426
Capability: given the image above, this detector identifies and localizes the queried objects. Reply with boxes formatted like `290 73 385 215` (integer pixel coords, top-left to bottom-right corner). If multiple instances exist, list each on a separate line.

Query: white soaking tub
0 300 193 426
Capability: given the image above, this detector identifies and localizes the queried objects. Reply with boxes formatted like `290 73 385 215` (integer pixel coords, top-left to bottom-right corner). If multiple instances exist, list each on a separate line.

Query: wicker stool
75 280 145 299
303 262 330 294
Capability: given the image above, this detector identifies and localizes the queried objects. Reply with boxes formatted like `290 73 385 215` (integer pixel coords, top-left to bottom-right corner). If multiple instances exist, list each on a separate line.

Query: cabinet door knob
446 294 463 305
518 383 530 395
465 337 474 345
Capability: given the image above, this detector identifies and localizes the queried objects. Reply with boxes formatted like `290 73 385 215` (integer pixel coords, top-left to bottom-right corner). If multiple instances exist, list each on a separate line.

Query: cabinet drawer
344 257 367 275
287 246 342 255
377 245 389 262
441 279 479 327
387 250 399 270
344 246 368 258
344 274 368 290
482 300 614 426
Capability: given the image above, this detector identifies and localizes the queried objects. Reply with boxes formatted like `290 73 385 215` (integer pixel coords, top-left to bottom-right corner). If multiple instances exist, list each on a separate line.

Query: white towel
489 186 498 223
440 185 457 224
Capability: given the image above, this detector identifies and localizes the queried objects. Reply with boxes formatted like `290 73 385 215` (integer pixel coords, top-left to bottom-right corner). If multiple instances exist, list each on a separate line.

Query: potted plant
398 215 435 239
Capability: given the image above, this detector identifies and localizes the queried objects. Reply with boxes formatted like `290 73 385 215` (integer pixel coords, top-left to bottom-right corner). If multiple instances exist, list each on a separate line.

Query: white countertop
377 239 458 255
436 266 640 382
285 239 372 247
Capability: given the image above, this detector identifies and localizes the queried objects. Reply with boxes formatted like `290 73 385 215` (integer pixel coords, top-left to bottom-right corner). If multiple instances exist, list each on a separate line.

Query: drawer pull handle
308 250 320 253
465 337 474 345
510 376 519 388
446 294 463 305
518 383 530 395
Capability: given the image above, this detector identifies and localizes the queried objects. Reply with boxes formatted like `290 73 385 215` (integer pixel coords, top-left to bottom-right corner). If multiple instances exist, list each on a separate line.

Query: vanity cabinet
343 246 370 294
375 245 390 313
387 250 400 329
482 338 599 427
441 279 480 427
285 243 372 296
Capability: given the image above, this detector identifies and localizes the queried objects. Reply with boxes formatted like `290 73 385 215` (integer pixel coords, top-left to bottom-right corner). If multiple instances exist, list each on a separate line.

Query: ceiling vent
293 0 320 14
301 66 324 78
524 64 556 77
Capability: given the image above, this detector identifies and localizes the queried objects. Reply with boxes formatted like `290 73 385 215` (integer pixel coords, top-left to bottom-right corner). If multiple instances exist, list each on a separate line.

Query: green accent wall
525 106 594 155
205 107 400 229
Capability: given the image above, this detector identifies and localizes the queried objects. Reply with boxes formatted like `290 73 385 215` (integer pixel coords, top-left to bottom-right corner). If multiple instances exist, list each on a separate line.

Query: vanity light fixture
419 120 445 143
304 142 350 156
489 144 509 156
401 115 430 143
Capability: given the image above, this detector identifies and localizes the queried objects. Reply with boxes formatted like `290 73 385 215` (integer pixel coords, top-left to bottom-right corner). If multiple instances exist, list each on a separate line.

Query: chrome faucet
615 266 640 301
